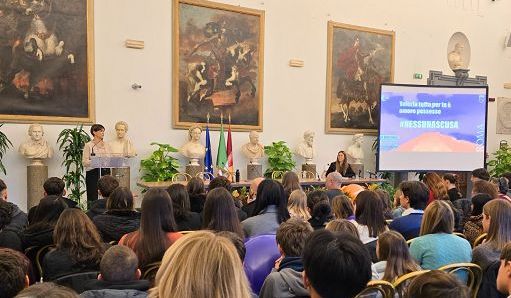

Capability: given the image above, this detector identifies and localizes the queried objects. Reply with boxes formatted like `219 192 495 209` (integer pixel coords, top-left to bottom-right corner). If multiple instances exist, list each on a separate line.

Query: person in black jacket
186 177 206 213
166 184 201 231
86 175 119 220
93 187 140 243
325 150 356 178
28 177 78 224
0 201 23 251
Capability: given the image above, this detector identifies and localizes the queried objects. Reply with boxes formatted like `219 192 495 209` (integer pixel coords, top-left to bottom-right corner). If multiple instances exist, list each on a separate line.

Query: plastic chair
141 261 161 281
243 234 280 295
355 280 395 298
393 270 430 298
438 262 483 298
53 271 99 293
473 233 487 247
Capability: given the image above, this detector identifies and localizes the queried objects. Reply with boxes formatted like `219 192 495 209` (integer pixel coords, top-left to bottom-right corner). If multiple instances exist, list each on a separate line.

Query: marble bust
296 130 315 164
19 124 53 164
109 121 137 157
448 43 464 70
346 133 364 164
241 131 265 164
180 125 206 165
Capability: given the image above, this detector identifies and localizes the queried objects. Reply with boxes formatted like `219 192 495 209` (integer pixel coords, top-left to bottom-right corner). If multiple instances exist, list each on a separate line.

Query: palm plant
0 124 13 175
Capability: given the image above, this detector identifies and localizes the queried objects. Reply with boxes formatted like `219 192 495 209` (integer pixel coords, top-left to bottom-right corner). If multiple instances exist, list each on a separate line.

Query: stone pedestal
27 165 48 209
302 164 317 178
112 167 130 189
186 164 202 178
351 163 364 178
247 164 263 180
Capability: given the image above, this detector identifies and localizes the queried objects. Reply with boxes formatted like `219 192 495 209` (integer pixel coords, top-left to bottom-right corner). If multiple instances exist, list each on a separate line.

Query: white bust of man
19 124 53 162
448 43 464 70
296 130 315 163
109 121 137 157
346 133 364 164
241 131 265 164
180 125 206 165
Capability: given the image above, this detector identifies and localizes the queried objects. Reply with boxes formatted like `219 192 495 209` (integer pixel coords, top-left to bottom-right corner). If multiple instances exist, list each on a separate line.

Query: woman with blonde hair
472 199 511 271
410 200 471 270
331 195 355 220
287 189 311 220
149 231 252 298
374 231 421 282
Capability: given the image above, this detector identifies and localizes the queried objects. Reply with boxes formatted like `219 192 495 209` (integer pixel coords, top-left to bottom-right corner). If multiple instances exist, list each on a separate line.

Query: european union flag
204 124 213 175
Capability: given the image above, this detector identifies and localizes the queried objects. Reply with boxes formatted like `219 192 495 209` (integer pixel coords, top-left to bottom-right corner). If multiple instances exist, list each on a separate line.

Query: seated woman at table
325 150 356 178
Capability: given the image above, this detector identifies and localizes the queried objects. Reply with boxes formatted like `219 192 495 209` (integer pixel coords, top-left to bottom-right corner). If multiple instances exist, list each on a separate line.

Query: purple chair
243 234 280 294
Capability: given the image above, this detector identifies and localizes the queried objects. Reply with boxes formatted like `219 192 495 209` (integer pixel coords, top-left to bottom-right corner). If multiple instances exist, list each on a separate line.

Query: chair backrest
141 261 161 281
473 233 487 247
438 262 482 298
454 232 467 240
406 238 416 247
392 270 430 298
35 244 55 281
196 172 214 181
355 280 395 298
271 171 284 180
171 172 192 182
54 271 99 293
243 234 280 295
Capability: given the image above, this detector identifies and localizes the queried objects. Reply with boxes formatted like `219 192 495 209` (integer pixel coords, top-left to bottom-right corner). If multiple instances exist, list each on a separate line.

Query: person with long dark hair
167 184 201 231
325 151 355 178
241 179 290 238
119 189 182 267
186 177 206 213
352 190 388 244
202 188 244 238
282 171 301 198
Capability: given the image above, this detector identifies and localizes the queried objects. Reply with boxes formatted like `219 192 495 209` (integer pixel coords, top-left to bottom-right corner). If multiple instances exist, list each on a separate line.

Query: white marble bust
448 43 464 70
346 133 364 164
19 124 53 164
241 131 265 164
109 121 137 157
180 125 206 165
296 130 315 164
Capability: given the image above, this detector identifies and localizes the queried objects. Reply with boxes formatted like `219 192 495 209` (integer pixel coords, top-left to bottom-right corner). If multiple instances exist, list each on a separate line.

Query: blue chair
243 234 280 294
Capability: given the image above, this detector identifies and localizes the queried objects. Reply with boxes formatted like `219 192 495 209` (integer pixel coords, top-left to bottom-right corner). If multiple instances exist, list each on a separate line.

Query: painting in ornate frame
325 21 395 135
0 0 95 124
173 0 264 131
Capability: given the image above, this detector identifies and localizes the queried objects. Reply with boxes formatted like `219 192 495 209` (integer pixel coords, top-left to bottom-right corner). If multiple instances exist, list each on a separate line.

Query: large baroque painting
173 0 264 131
0 0 94 123
326 21 394 134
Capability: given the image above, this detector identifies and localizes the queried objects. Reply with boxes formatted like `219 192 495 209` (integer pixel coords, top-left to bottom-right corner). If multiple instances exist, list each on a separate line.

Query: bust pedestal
186 164 202 178
27 161 48 208
247 163 263 180
112 167 130 189
350 163 364 178
302 163 317 178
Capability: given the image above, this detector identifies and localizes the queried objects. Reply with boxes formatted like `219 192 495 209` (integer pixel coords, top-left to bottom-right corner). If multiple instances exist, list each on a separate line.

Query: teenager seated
0 248 30 298
308 201 333 230
0 179 27 234
166 184 201 231
463 193 493 244
405 270 469 298
186 177 206 213
15 282 79 298
86 175 119 219
389 181 429 240
208 176 247 221
0 201 23 251
497 242 511 296
202 188 244 238
28 177 78 223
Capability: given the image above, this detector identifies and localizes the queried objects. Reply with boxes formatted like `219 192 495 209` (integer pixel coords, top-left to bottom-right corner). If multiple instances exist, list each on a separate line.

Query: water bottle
235 169 240 182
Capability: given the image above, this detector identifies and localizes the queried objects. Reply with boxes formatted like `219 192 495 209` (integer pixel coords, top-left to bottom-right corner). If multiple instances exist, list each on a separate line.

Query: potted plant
488 145 511 177
57 124 91 204
264 141 296 178
0 124 12 175
140 142 181 182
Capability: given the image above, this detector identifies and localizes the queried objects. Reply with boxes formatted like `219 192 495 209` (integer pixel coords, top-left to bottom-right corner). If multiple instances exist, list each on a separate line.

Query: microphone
366 170 377 178
91 140 103 157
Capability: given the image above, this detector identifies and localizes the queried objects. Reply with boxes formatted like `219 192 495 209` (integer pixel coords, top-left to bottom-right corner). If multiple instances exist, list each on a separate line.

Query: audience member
374 189 394 220
282 171 301 198
0 200 23 251
259 218 313 298
306 189 329 213
503 172 511 197
93 187 141 243
493 177 511 202
308 201 333 230
242 177 264 217
208 176 232 191
242 179 290 238
215 231 246 262
472 199 511 271
202 188 244 238
325 219 359 238
442 173 462 202
166 184 201 231
287 190 311 221
86 175 119 219
81 246 150 296
405 270 469 298
389 181 429 240
15 282 79 298
302 230 372 298
423 172 450 204
42 209 106 280
0 178 7 201
28 177 77 223
391 188 405 218
352 190 387 244
374 231 421 282
471 168 490 182
0 248 30 298
331 195 354 220
324 172 343 201
186 177 206 213
463 193 492 244
119 189 182 267
0 179 27 232
472 179 499 199
149 231 252 298
409 200 471 271
497 243 511 296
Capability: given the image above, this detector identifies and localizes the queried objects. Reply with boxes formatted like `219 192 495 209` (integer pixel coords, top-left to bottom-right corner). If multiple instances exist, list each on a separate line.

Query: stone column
27 164 48 208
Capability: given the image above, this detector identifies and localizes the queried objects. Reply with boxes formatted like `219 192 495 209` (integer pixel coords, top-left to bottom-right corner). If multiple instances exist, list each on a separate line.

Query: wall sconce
131 83 142 90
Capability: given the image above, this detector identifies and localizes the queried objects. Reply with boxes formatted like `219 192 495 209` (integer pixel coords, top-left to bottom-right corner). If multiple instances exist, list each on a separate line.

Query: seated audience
463 193 492 244
325 219 359 237
308 201 333 230
166 184 201 231
352 190 387 244
93 187 141 243
81 245 150 296
119 189 182 268
287 190 311 221
186 177 206 213
28 177 77 223
241 179 290 238
391 189 405 218
15 282 78 298
242 177 264 217
374 231 421 282
471 167 490 182
202 188 244 238
389 181 429 240
0 179 27 232
497 242 511 296
325 150 355 178
423 172 450 204
473 179 499 199
302 230 372 298
493 177 511 202
282 171 301 198
21 196 67 249
0 248 30 298
259 218 313 298
215 231 246 262
442 173 462 202
0 178 7 201
306 190 329 213
43 209 106 280
0 201 23 251
472 199 511 271
324 172 343 201
409 200 472 271
374 189 394 220
331 195 355 220
208 176 247 221
405 270 469 298
149 231 252 298
86 175 119 219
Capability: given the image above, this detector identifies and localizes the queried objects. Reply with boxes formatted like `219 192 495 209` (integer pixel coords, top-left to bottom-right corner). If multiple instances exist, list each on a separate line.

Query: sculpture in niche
448 43 464 70
295 130 315 163
109 121 137 157
346 133 364 164
241 131 265 164
19 124 53 163
180 124 205 165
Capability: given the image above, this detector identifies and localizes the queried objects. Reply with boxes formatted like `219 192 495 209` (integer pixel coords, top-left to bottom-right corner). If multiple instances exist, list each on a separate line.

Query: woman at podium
325 150 356 178
82 124 112 208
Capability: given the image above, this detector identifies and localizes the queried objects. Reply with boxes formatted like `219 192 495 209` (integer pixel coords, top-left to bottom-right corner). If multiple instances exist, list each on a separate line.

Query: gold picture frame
173 0 264 131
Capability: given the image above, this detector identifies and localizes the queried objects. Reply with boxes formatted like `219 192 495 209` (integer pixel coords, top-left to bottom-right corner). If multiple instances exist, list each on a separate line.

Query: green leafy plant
57 125 91 204
140 142 180 182
0 124 13 175
488 145 511 177
264 141 295 177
